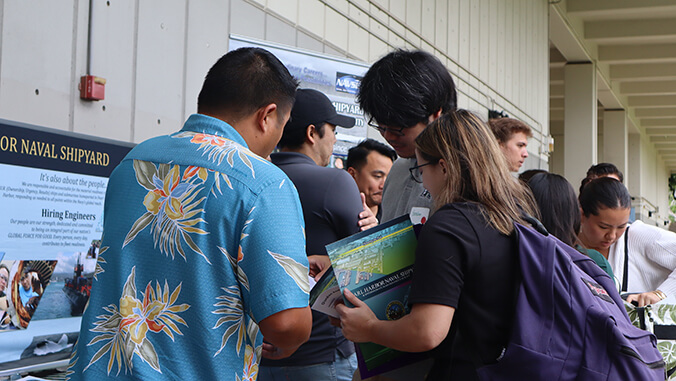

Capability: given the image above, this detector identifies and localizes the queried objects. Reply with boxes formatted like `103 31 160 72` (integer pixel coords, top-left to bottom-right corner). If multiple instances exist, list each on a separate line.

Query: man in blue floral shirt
68 48 312 380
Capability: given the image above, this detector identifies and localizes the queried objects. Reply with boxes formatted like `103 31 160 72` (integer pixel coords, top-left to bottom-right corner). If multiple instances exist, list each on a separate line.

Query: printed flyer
326 215 426 378
309 266 341 319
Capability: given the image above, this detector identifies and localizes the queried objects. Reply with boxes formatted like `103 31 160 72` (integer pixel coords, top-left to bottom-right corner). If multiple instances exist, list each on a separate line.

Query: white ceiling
549 0 676 172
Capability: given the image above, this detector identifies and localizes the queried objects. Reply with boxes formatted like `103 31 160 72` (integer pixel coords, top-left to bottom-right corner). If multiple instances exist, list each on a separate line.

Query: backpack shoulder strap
622 226 630 293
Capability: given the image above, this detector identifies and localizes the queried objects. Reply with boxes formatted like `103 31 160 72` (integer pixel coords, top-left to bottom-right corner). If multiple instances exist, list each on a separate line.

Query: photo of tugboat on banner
62 241 98 316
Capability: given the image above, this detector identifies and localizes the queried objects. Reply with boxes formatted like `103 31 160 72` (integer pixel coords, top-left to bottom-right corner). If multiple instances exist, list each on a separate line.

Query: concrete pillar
628 134 642 199
603 109 629 185
564 63 597 190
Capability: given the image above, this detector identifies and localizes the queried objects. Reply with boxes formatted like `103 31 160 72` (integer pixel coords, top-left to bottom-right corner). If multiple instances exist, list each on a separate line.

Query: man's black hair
357 49 457 128
345 139 397 170
586 162 624 182
197 47 298 118
579 162 624 194
277 122 326 149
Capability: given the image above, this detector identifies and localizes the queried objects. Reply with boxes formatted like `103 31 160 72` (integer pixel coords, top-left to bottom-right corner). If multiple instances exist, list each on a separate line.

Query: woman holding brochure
337 110 537 380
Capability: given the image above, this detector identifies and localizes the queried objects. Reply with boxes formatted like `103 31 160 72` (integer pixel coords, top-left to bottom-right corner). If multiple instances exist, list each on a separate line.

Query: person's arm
324 171 366 237
259 306 312 359
626 223 676 306
238 179 312 358
336 289 454 352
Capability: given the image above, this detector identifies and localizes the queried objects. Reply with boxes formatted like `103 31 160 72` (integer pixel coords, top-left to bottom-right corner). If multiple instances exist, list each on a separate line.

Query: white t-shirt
380 158 433 224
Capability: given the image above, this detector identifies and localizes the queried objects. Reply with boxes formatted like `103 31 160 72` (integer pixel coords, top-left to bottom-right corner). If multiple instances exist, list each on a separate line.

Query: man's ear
257 103 279 132
347 167 357 178
305 124 317 145
430 108 443 122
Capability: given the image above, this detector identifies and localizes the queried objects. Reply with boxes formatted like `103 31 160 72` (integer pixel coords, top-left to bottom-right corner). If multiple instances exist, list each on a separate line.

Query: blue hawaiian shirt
68 114 309 380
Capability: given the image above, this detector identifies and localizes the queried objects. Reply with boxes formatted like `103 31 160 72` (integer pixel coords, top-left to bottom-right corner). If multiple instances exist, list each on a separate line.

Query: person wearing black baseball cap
274 88 355 166
261 89 372 381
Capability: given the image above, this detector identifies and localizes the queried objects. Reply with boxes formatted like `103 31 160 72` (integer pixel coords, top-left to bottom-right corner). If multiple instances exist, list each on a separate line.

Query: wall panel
133 0 186 143
73 0 137 141
0 1 76 130
0 0 550 163
183 0 231 119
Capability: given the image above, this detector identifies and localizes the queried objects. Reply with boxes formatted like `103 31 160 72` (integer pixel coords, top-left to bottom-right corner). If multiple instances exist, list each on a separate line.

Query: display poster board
0 119 134 375
229 35 370 167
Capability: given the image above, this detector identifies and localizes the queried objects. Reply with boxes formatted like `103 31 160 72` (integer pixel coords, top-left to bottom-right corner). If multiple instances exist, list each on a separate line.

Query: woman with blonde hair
337 110 536 380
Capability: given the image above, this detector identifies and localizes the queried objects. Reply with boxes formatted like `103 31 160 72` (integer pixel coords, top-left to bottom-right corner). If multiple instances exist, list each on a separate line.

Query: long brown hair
415 109 537 235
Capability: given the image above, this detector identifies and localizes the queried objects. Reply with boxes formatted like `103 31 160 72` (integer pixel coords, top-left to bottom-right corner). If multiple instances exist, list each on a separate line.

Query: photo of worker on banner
0 259 57 331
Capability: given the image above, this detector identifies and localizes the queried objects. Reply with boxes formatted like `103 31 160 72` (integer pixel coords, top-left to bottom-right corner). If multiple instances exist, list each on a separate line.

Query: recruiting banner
229 35 370 165
0 119 133 374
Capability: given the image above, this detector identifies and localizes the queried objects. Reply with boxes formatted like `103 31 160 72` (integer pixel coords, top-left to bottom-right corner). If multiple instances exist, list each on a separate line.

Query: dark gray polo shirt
262 152 363 366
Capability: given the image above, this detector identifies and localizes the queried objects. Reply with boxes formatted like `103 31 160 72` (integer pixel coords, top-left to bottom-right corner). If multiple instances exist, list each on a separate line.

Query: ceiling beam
635 108 676 118
597 74 623 109
568 0 676 15
550 98 564 110
628 95 676 108
599 43 676 64
621 81 676 95
585 19 676 42
550 83 564 98
646 127 676 136
642 118 676 126
550 67 564 83
610 63 676 81
651 136 676 143
549 6 590 62
550 109 564 121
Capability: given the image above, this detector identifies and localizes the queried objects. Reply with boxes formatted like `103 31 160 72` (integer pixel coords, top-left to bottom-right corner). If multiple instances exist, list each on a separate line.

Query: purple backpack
477 222 665 380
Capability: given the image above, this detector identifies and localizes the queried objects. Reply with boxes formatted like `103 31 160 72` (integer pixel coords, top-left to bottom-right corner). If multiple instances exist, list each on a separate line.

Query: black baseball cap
285 88 356 131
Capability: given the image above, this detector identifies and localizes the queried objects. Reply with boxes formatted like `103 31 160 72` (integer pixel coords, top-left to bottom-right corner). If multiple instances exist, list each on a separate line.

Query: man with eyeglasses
358 49 457 224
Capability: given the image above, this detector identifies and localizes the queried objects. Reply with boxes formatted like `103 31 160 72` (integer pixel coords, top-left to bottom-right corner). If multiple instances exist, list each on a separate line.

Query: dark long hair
524 172 580 247
579 177 632 217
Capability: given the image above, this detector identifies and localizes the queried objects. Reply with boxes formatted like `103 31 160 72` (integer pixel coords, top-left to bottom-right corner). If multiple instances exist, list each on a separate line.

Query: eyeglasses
409 161 437 183
367 118 406 137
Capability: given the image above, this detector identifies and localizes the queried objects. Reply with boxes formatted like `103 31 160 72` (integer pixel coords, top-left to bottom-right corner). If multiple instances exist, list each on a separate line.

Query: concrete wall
0 0 550 167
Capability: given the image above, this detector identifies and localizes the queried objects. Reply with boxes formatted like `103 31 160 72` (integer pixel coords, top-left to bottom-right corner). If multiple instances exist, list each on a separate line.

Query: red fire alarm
79 75 106 101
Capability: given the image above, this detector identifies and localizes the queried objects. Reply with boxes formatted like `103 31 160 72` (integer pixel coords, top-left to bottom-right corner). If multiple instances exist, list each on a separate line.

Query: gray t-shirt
380 157 433 223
